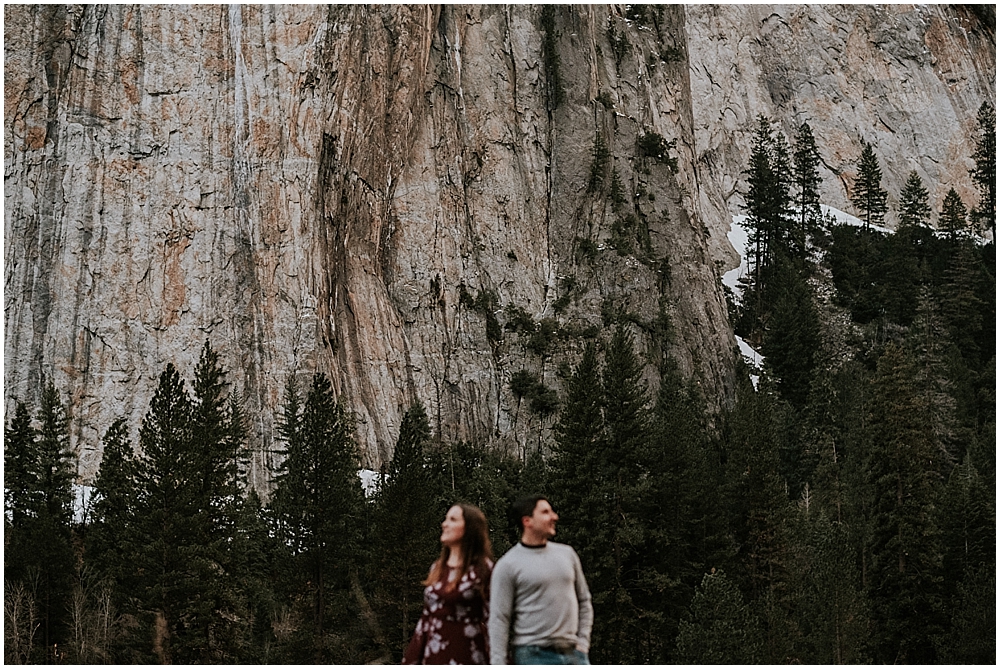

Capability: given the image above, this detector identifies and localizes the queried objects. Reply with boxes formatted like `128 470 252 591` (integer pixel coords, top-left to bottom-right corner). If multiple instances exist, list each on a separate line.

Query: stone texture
4 5 993 489
685 4 995 263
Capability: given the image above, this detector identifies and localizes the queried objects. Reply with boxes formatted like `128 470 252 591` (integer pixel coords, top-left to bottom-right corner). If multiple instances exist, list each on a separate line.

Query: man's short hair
511 495 548 531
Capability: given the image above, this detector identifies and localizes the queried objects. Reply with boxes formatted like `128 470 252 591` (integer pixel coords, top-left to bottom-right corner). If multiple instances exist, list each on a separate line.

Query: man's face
525 499 559 539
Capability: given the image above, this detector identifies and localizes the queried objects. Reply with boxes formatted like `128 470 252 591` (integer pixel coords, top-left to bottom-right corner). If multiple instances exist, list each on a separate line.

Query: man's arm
488 560 514 664
572 551 594 654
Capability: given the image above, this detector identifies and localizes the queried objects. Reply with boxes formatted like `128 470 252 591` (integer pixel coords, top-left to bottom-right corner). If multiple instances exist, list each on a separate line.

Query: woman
403 503 493 664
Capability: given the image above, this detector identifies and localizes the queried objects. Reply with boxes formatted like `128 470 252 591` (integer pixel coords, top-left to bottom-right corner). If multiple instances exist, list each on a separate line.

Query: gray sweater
488 541 594 664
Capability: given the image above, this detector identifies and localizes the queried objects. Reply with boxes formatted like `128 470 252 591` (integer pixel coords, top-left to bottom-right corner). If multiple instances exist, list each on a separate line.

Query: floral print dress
403 562 492 664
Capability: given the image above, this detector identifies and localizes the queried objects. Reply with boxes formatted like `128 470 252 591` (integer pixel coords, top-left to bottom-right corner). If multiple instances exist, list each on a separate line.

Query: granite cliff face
4 5 993 488
685 4 995 263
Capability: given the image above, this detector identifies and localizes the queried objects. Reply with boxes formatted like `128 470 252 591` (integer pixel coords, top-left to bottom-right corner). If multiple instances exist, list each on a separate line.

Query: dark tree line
5 104 994 664
722 104 994 664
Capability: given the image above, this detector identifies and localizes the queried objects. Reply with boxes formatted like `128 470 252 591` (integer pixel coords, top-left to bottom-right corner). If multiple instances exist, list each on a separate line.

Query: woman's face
440 505 466 547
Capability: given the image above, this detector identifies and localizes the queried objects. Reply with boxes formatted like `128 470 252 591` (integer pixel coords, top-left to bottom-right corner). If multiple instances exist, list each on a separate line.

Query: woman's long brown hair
423 503 494 591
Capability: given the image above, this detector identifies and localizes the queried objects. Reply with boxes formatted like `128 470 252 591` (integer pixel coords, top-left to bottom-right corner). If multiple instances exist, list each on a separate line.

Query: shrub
459 284 502 344
660 45 684 64
528 385 560 416
504 304 536 334
540 6 564 108
509 370 537 399
553 293 572 314
576 237 599 261
610 170 627 209
508 370 559 416
527 318 560 357
588 135 611 193
637 131 678 172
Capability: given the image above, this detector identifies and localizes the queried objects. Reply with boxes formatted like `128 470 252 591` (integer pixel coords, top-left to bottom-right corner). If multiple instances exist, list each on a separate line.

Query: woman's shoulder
468 558 493 580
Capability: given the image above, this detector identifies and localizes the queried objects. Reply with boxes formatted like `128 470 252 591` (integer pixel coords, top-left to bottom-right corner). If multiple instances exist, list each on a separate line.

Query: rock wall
685 4 995 262
4 5 993 488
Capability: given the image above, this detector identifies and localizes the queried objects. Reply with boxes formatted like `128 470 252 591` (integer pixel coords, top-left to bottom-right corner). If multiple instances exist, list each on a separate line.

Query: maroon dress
403 561 492 664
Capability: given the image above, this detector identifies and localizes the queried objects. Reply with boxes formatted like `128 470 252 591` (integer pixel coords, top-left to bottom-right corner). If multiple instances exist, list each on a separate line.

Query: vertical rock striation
4 5 993 487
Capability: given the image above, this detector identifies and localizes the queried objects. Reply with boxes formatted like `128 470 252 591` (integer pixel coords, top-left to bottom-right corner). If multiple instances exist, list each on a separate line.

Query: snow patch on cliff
736 335 762 390
723 215 750 299
724 215 762 389
359 468 380 497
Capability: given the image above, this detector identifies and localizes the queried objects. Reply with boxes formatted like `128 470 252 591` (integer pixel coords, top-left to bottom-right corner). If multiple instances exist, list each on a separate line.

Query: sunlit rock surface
4 5 993 488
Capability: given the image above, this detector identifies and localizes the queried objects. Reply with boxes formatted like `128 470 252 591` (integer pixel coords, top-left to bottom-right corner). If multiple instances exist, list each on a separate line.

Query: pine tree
183 342 247 661
939 240 984 370
850 141 888 229
35 381 76 527
827 224 885 323
550 342 605 541
793 513 871 663
261 376 306 661
865 344 947 663
897 171 931 229
5 387 79 661
550 329 661 663
770 131 795 256
272 374 303 492
229 486 280 663
190 341 241 537
5 399 38 529
792 121 823 250
969 101 995 235
599 325 664 663
133 363 195 663
675 570 763 663
906 291 964 460
719 379 798 663
744 117 779 309
934 564 995 663
761 264 821 409
31 381 78 655
937 454 994 588
4 397 43 662
439 439 519 551
939 187 968 242
644 358 727 661
603 326 651 462
742 116 796 333
880 229 924 326
88 418 140 598
804 360 874 607
269 372 365 662
369 402 443 662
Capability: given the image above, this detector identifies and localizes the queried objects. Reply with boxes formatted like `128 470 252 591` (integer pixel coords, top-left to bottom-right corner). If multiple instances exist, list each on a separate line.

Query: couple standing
402 496 593 665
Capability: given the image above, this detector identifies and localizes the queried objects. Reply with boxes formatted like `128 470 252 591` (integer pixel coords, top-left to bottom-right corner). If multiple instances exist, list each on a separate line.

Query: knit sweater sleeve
488 556 515 664
571 548 594 653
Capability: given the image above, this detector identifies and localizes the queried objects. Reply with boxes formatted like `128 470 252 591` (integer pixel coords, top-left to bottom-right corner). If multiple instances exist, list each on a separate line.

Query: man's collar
519 540 547 549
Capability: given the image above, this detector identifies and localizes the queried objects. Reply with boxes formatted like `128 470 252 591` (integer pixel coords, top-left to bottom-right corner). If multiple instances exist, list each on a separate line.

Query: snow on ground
821 204 893 235
70 471 383 524
736 335 762 367
822 204 993 243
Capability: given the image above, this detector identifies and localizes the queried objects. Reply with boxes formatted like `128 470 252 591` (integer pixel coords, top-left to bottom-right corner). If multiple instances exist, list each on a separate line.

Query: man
489 496 593 665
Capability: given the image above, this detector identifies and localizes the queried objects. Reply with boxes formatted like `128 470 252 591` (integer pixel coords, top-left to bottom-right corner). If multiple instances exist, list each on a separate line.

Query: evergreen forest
5 104 995 664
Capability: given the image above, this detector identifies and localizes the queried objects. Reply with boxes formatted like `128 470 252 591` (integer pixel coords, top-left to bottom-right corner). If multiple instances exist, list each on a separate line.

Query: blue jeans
513 645 590 665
